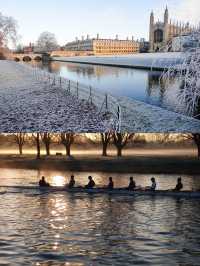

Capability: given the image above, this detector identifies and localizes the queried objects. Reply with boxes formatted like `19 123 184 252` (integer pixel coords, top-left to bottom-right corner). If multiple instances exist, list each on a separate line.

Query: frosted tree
37 31 58 52
101 133 112 157
0 12 18 47
161 31 200 119
41 133 53 156
112 133 135 157
60 133 75 157
13 133 26 155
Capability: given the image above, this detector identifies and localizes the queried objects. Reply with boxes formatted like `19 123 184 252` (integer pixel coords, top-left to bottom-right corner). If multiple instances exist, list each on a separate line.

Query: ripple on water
0 188 200 265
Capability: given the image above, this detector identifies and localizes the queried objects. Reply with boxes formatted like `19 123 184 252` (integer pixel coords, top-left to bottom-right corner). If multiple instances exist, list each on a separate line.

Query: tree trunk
117 147 122 157
45 143 50 156
198 144 200 159
102 143 108 157
19 145 23 155
36 134 41 159
66 146 71 157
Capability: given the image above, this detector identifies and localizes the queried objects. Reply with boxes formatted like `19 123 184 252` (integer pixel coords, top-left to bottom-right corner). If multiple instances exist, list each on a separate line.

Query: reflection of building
65 35 140 55
51 50 94 57
149 7 196 52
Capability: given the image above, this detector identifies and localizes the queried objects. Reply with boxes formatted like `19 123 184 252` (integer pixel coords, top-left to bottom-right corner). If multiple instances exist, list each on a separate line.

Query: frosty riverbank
0 61 112 132
0 60 200 132
52 52 184 70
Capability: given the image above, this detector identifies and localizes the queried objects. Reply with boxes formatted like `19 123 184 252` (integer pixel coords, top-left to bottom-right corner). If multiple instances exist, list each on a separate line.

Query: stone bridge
8 53 50 62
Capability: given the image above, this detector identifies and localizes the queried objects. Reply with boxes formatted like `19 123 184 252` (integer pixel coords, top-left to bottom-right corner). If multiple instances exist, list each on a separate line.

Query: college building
149 7 197 52
65 35 140 55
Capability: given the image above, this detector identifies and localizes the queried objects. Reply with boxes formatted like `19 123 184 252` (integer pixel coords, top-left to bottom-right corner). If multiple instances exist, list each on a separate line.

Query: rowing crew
39 176 183 192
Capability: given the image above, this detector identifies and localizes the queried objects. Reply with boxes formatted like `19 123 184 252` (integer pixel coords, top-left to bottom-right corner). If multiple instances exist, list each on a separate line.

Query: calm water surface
32 61 182 113
0 168 200 265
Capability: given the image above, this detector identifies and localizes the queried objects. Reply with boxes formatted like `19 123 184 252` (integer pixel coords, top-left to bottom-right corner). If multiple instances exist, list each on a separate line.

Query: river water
0 168 200 265
31 61 182 113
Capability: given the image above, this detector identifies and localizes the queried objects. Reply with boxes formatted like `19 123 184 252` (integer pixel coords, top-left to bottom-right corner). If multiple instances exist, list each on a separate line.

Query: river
30 60 183 114
0 168 200 265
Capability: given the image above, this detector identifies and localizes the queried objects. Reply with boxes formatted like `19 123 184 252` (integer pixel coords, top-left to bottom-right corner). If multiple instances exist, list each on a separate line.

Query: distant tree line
7 133 200 159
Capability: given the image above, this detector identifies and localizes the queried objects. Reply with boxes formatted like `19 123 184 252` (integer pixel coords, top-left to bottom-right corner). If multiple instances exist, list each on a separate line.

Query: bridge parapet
8 53 43 62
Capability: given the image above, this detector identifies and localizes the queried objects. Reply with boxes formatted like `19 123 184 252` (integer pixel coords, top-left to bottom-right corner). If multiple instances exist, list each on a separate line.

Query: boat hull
1 186 200 198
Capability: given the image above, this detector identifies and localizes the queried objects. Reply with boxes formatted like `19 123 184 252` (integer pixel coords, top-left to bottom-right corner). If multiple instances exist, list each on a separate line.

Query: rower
39 176 50 187
68 175 75 189
174 177 183 191
107 177 114 190
150 177 157 191
145 177 157 191
127 177 136 191
85 176 96 189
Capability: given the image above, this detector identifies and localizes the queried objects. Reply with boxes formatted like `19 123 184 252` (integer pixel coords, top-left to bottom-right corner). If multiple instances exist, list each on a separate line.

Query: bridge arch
34 56 42 61
23 56 32 62
14 57 20 62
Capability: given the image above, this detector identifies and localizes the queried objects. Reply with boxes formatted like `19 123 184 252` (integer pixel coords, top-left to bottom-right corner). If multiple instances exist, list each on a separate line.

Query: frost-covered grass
0 61 113 132
0 60 200 133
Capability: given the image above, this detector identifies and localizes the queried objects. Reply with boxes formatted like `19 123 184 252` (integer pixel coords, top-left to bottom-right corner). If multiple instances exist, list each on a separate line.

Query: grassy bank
0 154 199 175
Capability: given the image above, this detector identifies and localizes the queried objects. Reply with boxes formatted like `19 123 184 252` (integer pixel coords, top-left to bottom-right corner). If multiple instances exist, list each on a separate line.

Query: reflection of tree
147 71 166 105
49 62 126 80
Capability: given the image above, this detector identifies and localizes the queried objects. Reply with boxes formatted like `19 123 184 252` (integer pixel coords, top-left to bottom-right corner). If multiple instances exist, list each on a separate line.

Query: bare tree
183 133 200 159
41 133 52 156
101 133 112 156
32 133 41 159
0 12 18 47
113 133 135 157
193 134 200 159
13 133 26 155
60 133 75 157
37 31 58 52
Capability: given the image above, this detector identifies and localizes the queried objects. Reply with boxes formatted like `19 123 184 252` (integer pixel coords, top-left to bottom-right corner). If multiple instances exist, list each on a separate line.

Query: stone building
149 7 195 52
65 35 140 55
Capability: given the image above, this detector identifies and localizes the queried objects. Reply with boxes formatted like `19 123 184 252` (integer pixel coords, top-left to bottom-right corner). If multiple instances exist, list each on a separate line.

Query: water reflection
0 168 200 190
30 61 184 113
1 189 200 265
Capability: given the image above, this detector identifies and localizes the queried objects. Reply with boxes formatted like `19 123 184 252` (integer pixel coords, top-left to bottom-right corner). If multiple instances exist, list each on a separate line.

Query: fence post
117 105 121 132
52 76 56 86
117 106 120 120
90 86 92 104
77 82 79 98
105 94 108 110
68 80 71 94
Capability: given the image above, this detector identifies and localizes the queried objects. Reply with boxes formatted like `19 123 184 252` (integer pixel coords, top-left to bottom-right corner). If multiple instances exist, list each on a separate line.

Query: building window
154 29 164 43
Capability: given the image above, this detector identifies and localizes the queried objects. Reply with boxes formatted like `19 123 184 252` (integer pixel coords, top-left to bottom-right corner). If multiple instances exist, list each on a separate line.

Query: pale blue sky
0 0 199 46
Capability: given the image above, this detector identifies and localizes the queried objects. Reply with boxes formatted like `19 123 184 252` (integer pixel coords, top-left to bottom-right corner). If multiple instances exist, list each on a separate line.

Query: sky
0 0 199 46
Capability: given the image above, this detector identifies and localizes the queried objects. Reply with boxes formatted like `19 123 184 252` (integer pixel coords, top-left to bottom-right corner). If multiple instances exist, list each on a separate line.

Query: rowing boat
1 186 200 198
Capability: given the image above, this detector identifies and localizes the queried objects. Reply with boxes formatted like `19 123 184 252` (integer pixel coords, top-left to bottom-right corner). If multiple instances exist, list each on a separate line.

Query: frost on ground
0 61 112 132
119 97 200 132
0 60 200 133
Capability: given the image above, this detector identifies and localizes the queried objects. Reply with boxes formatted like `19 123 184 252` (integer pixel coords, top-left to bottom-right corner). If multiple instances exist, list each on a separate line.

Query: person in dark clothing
68 175 75 189
39 176 50 187
145 177 157 191
150 177 157 191
174 177 183 191
85 176 96 189
127 177 136 191
107 177 114 190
